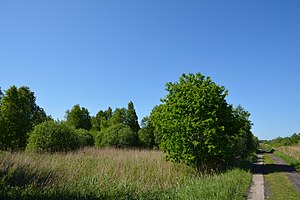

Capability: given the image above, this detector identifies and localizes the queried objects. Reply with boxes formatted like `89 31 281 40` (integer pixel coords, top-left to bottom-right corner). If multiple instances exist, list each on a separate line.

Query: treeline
262 133 300 147
0 72 259 170
0 85 153 152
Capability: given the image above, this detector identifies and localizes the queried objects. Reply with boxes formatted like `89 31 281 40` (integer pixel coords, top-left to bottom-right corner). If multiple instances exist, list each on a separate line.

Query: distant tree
0 85 48 150
95 123 136 148
149 105 164 147
0 87 3 101
76 128 94 147
230 105 258 160
125 101 140 133
26 121 80 153
138 116 155 148
109 108 127 126
91 107 112 131
66 104 92 130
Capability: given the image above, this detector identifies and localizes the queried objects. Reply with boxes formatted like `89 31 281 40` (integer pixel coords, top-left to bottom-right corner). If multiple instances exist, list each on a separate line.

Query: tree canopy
152 73 257 170
66 104 92 130
0 86 48 150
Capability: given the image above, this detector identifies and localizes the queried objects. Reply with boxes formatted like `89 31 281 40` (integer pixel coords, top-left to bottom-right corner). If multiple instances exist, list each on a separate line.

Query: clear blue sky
1 0 300 140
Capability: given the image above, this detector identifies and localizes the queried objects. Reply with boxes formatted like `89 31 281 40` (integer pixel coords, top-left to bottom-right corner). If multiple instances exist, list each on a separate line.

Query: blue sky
1 0 300 140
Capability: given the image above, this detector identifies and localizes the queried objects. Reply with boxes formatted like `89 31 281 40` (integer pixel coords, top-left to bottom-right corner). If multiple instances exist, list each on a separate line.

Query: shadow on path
267 153 300 194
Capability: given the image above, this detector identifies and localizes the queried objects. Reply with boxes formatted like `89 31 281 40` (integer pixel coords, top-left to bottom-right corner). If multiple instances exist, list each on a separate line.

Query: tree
154 73 255 170
66 104 92 130
0 87 3 101
91 107 112 131
149 105 164 147
230 105 257 161
26 121 80 153
125 101 140 133
108 107 127 126
138 116 155 148
95 123 136 148
0 85 48 150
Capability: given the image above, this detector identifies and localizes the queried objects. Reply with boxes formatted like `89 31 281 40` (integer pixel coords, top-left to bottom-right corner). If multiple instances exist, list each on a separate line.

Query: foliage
108 108 127 126
93 102 140 147
75 129 94 148
153 73 256 170
149 105 164 147
26 121 80 153
0 148 252 200
263 133 300 147
91 107 112 131
95 123 137 148
125 101 140 133
66 104 91 130
0 86 48 150
138 116 155 148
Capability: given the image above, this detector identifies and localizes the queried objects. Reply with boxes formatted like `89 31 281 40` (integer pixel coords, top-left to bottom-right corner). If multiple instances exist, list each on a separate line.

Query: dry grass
0 147 251 199
277 146 300 160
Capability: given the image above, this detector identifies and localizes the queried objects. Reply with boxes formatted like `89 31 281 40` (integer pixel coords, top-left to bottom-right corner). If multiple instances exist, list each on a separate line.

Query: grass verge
263 153 300 200
275 147 300 172
0 148 251 199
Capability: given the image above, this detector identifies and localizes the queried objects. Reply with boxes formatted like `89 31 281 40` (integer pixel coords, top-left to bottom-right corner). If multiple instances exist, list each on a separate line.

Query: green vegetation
95 123 137 148
273 150 300 172
0 148 251 200
66 104 92 130
263 154 300 200
26 121 80 153
262 133 300 147
0 73 258 198
152 73 258 169
0 86 49 150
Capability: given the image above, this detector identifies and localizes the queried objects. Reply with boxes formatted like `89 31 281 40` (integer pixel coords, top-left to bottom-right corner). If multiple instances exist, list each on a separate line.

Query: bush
154 73 256 170
95 123 137 148
26 121 80 153
76 129 94 147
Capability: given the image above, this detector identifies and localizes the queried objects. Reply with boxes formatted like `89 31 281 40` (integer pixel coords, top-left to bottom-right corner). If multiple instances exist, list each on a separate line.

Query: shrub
26 121 80 153
95 123 137 148
76 129 94 147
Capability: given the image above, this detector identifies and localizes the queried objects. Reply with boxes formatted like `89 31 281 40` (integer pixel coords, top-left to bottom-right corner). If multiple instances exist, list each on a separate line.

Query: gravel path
247 154 264 200
268 153 300 193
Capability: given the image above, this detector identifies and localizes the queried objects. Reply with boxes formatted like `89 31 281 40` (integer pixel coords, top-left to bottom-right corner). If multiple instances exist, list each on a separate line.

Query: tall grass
276 146 300 161
263 154 300 200
0 148 251 199
274 146 300 172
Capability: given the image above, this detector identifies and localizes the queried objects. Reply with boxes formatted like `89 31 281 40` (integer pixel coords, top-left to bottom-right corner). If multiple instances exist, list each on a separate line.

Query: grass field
263 153 300 200
276 146 300 160
0 147 251 199
275 146 300 172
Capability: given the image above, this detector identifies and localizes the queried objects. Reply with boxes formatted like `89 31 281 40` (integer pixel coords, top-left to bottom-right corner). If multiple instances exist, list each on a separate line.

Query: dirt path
268 153 300 193
247 154 264 200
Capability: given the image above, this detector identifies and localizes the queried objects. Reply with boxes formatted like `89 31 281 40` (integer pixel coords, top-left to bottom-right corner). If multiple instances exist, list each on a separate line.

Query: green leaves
26 121 80 153
0 86 49 150
66 104 92 130
153 73 256 170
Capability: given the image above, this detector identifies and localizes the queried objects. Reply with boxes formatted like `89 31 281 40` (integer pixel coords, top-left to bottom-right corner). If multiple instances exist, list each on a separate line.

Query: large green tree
66 104 92 130
0 85 48 150
154 73 255 170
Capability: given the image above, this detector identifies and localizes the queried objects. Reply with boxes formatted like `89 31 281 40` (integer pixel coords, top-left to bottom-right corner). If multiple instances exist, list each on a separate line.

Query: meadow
276 146 300 161
0 147 251 200
275 146 300 172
